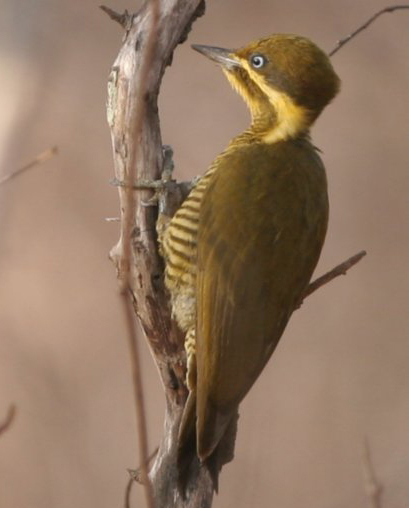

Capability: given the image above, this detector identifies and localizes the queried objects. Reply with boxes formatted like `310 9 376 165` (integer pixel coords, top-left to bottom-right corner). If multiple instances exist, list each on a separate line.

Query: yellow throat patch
224 59 310 144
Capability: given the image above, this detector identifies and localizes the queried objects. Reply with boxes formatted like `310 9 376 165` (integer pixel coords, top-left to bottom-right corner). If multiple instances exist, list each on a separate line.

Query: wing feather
195 141 328 459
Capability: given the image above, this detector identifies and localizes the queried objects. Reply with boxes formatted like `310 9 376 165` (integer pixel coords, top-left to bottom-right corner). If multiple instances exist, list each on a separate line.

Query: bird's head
192 34 340 142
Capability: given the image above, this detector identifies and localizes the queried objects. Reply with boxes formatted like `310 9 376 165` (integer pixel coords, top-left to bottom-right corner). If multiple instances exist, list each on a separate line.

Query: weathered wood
105 1 212 506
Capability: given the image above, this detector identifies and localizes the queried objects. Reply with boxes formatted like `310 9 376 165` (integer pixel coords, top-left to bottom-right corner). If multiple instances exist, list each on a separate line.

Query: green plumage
196 138 328 458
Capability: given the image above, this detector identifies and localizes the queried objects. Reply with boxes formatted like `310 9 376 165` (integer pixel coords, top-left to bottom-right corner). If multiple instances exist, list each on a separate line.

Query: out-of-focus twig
362 437 383 508
124 476 134 508
329 5 409 56
296 250 367 307
0 405 16 437
0 146 58 186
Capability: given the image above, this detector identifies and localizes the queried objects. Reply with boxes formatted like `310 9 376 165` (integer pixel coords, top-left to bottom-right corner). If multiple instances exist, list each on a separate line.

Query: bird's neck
249 95 311 144
223 68 312 144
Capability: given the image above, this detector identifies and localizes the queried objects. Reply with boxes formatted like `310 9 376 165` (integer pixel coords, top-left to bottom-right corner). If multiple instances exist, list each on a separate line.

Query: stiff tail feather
177 390 239 496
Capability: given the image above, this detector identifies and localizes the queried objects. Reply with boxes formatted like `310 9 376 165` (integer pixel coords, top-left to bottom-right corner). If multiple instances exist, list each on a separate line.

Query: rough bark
105 1 212 507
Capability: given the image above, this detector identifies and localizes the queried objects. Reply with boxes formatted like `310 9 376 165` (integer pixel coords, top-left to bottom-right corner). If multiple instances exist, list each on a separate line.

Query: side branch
299 250 367 306
329 5 409 56
100 5 132 30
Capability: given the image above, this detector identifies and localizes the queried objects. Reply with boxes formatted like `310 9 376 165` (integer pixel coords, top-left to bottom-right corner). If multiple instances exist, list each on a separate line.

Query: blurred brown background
0 1 408 507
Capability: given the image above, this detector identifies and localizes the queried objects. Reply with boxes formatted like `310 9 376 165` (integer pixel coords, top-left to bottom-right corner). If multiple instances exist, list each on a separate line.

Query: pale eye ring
250 54 266 69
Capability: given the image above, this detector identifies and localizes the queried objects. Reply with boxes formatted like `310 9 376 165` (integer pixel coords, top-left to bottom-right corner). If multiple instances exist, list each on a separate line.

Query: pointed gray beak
191 44 240 70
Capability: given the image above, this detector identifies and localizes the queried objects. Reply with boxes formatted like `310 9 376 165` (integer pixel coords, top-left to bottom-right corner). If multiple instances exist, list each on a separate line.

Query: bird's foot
110 145 200 213
110 145 201 244
109 145 175 205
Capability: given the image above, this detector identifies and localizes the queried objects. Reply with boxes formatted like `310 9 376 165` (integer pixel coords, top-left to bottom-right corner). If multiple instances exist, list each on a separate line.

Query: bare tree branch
109 1 161 507
0 405 16 437
298 250 367 306
106 1 208 506
329 5 409 56
0 147 57 186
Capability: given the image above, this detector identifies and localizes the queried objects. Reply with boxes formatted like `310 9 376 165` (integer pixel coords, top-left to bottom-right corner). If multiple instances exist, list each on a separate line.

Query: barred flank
163 168 216 291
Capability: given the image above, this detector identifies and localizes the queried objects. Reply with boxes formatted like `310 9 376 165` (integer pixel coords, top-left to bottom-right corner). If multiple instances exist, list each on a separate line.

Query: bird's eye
250 54 266 69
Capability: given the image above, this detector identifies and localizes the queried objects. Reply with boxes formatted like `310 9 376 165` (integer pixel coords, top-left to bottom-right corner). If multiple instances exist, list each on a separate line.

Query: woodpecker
160 34 340 487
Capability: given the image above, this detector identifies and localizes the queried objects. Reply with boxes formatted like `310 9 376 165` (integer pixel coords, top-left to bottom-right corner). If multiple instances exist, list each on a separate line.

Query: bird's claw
110 145 201 214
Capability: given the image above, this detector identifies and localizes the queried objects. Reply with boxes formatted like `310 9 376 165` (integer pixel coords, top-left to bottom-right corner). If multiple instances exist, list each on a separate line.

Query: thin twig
362 437 383 508
127 447 160 484
119 1 160 508
0 146 58 186
124 476 134 508
125 447 159 507
298 250 366 306
100 5 132 30
329 5 409 56
0 405 16 436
